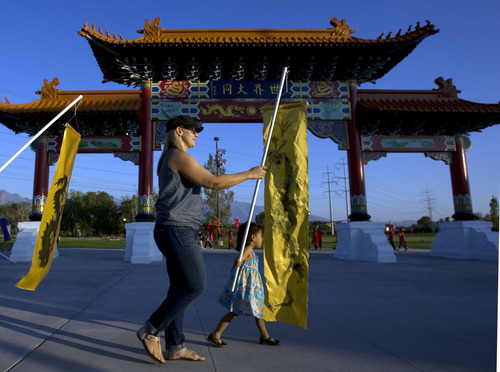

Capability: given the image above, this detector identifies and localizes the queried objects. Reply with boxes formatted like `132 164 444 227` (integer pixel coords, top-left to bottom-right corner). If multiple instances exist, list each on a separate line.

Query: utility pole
322 165 336 235
333 158 349 220
214 137 220 225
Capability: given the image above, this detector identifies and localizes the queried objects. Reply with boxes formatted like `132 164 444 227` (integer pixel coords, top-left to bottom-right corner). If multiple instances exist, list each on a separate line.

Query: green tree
90 192 120 236
61 192 143 236
203 151 234 231
489 196 499 231
255 211 265 227
411 216 438 233
0 202 30 235
66 191 120 236
474 212 484 220
119 194 138 233
61 190 84 236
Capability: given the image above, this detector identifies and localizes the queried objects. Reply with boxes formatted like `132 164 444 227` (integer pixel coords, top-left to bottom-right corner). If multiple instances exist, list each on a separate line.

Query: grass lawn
306 232 436 250
5 232 436 250
401 233 436 249
58 237 126 249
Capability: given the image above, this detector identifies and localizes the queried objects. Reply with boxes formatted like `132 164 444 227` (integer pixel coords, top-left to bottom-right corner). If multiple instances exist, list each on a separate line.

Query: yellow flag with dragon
17 125 80 291
262 102 309 329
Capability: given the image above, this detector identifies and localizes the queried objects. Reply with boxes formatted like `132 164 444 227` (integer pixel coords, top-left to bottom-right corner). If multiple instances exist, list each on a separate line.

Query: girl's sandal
207 333 228 348
259 336 280 346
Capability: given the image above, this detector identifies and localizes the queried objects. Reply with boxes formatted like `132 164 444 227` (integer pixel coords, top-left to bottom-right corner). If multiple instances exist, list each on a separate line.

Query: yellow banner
17 125 81 291
262 103 309 329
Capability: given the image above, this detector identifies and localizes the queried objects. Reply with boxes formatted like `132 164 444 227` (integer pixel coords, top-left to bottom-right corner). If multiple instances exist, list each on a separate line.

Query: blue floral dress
218 250 265 318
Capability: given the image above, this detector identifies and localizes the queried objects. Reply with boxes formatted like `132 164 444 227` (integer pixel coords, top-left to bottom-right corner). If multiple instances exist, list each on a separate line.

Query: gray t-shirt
155 148 202 229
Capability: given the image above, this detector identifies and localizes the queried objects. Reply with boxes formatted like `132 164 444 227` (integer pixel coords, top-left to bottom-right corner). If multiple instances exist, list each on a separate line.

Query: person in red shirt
398 227 408 251
228 230 234 249
387 225 396 250
312 227 322 250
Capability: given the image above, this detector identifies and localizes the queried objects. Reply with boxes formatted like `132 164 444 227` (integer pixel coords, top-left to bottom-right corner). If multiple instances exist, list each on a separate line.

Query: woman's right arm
169 150 266 190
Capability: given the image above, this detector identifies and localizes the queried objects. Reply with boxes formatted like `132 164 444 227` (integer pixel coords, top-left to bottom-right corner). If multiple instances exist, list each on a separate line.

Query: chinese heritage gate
1 18 498 263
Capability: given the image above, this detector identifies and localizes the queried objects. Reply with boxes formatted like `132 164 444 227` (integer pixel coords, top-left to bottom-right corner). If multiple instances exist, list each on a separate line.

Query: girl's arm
169 150 266 190
234 246 253 266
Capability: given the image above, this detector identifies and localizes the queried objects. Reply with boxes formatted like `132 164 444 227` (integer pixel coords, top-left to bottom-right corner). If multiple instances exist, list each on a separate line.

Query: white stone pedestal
334 221 397 263
125 222 162 264
10 221 59 262
431 221 498 261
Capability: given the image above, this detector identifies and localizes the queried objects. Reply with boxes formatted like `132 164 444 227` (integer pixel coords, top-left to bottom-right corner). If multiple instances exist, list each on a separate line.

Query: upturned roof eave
78 18 438 47
0 90 142 113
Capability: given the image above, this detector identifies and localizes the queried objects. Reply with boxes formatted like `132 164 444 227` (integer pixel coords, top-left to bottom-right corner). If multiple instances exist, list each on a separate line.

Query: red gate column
346 82 370 221
449 135 476 221
135 81 155 221
29 136 49 221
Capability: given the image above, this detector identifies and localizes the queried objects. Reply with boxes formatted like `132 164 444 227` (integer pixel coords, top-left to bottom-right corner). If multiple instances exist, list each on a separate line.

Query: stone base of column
125 222 162 264
10 221 59 262
431 221 498 261
334 221 397 263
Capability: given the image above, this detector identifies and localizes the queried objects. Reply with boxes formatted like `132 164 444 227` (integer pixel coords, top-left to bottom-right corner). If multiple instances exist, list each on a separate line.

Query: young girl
207 222 280 347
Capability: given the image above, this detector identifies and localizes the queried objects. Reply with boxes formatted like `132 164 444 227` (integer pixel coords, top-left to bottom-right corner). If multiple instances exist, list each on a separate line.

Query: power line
420 189 436 220
332 158 349 220
321 165 336 234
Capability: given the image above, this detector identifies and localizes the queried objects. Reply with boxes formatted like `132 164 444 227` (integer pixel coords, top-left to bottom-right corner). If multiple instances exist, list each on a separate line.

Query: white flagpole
0 95 83 174
231 67 289 292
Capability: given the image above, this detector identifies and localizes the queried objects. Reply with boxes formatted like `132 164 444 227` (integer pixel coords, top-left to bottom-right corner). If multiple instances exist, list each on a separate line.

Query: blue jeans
146 223 207 351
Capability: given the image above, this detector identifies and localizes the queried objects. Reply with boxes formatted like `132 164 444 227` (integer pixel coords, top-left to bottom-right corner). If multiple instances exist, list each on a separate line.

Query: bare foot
167 347 205 361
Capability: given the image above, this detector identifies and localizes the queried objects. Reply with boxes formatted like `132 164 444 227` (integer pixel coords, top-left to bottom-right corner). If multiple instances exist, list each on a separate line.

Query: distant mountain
230 201 265 222
0 189 332 222
400 220 417 227
0 190 31 205
379 220 417 227
229 200 328 223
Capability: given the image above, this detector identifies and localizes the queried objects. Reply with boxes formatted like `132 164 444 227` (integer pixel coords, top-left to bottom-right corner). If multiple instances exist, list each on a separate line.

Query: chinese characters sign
151 80 349 99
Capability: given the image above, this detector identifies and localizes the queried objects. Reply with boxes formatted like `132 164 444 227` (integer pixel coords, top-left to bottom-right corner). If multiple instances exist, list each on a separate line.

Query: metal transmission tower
322 165 336 235
333 158 350 220
420 189 436 220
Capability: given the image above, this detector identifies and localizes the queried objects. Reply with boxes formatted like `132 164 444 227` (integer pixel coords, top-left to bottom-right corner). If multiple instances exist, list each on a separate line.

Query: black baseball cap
166 115 204 133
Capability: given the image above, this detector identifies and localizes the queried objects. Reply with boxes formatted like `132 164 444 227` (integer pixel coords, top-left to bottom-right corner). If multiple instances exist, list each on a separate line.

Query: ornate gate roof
0 80 141 136
1 18 498 139
78 17 439 86
357 77 500 135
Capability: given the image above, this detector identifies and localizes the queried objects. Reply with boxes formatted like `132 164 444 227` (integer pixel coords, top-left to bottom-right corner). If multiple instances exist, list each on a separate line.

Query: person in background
228 229 234 249
197 230 205 249
136 115 266 365
312 226 322 250
398 227 408 251
205 229 213 249
387 225 396 250
1 218 11 250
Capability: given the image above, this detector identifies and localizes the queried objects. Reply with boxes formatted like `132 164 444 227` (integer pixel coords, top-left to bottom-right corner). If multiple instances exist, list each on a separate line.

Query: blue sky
0 0 499 224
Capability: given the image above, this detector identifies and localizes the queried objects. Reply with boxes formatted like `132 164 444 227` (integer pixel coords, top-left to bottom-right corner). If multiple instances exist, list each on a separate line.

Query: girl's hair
236 222 263 252
156 129 184 176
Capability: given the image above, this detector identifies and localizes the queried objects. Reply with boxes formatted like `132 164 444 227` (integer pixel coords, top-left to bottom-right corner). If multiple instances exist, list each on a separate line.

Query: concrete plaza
0 248 497 371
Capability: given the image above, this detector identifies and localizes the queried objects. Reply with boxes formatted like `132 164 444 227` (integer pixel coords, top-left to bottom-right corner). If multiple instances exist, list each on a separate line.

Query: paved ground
0 248 497 372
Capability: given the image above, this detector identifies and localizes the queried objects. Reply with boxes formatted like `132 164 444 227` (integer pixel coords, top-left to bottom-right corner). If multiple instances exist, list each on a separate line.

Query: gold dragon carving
328 17 355 39
200 104 246 118
35 78 62 99
138 17 164 37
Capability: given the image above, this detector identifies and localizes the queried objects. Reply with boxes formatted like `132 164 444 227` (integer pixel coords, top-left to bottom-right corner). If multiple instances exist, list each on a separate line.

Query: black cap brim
166 115 204 133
